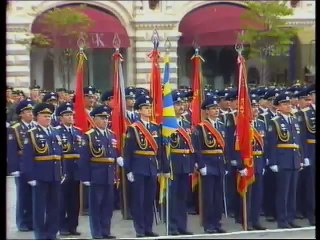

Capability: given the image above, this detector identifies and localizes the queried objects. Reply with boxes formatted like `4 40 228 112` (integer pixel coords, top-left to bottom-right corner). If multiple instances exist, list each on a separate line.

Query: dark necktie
178 120 182 127
47 128 51 136
288 117 291 125
68 127 72 135
103 131 107 138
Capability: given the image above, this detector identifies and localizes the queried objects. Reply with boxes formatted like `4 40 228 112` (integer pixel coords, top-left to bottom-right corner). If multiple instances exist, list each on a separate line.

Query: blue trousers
226 167 239 220
250 174 264 225
89 183 114 238
263 168 277 218
131 175 157 235
169 173 189 232
303 166 315 223
276 169 298 227
59 179 80 232
32 181 60 240
201 175 223 231
15 174 33 230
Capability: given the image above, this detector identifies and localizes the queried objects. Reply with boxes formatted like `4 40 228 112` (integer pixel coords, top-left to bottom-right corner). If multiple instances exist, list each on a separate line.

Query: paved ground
7 176 315 239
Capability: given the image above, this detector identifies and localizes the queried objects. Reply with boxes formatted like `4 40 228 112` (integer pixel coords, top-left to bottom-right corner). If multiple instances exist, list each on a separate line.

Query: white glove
225 170 229 175
262 168 265 175
116 157 124 167
239 168 248 176
28 180 37 186
83 181 90 186
266 158 269 166
194 163 199 169
304 158 310 167
11 171 20 177
230 160 237 166
164 173 171 178
199 166 207 176
127 172 134 182
270 165 279 172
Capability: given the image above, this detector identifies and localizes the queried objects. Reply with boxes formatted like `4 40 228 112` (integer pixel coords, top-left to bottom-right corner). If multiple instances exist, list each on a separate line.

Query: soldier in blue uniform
125 87 139 123
55 102 83 236
193 96 227 233
79 105 120 239
218 89 231 125
123 95 162 238
258 88 280 222
268 93 303 229
101 90 114 108
296 85 315 226
22 102 63 240
167 90 194 235
42 92 60 127
7 98 35 232
247 94 267 230
224 89 240 221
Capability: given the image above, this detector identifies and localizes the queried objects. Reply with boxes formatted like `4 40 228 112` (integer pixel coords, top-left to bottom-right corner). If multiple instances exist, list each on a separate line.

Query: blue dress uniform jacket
51 112 60 127
250 119 267 226
22 125 63 240
297 106 315 224
7 122 33 230
79 128 118 238
193 119 226 231
55 124 84 233
123 120 162 235
258 110 278 220
167 118 195 233
224 110 241 220
268 114 303 227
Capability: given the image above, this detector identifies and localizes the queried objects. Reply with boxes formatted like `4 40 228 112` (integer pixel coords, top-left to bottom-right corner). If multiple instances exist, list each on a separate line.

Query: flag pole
235 37 248 231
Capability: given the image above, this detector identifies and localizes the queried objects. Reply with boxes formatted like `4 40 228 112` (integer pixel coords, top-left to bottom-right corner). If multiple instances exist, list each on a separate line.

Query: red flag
236 55 255 197
111 51 126 152
190 52 204 126
148 49 162 124
74 52 92 133
190 50 204 191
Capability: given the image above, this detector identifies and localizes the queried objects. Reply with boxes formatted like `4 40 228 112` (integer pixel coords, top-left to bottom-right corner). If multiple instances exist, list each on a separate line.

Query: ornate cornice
133 21 177 30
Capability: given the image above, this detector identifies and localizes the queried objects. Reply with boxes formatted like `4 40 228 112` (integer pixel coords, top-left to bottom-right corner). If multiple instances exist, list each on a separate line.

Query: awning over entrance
179 3 263 46
31 4 130 48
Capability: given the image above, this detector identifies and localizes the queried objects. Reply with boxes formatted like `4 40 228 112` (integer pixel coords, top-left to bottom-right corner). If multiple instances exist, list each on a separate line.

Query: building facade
6 0 315 93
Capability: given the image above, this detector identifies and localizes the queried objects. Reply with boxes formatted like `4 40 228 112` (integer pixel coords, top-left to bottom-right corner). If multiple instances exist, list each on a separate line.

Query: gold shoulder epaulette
11 122 20 129
150 121 159 125
73 126 81 130
257 119 265 124
302 107 310 112
271 116 279 121
28 127 37 132
108 129 115 134
55 126 62 129
85 129 94 135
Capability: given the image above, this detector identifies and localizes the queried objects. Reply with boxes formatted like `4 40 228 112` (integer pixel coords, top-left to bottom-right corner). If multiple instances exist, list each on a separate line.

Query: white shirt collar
207 117 217 126
280 113 290 122
312 104 316 110
21 120 31 128
97 127 106 135
63 124 72 131
141 119 150 126
38 124 50 133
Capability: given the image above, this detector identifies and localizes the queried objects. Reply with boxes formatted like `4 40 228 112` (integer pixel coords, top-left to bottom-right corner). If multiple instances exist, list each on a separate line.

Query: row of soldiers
7 82 315 239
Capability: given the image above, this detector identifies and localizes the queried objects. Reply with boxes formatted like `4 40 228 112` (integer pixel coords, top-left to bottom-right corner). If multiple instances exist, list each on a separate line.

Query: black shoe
169 230 179 235
288 222 301 228
266 217 276 222
178 229 193 235
59 231 71 236
19 226 31 232
216 228 226 233
145 232 159 237
278 224 290 229
102 235 116 239
92 236 103 239
69 230 81 235
295 214 304 220
136 233 145 238
204 229 217 234
252 225 267 230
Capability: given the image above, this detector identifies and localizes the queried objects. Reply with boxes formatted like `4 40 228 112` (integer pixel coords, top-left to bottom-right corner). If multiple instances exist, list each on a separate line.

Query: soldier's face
174 102 185 116
219 99 230 110
290 98 298 107
31 90 40 99
60 113 74 125
277 101 292 114
85 96 95 107
252 105 259 117
37 113 51 127
259 99 268 108
94 116 108 129
126 98 135 108
20 109 33 122
48 100 58 108
229 99 238 110
206 106 219 118
298 97 311 109
138 105 152 117
6 89 12 99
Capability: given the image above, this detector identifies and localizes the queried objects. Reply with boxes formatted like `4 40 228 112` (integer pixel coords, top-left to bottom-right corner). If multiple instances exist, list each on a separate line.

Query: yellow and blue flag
159 55 179 204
